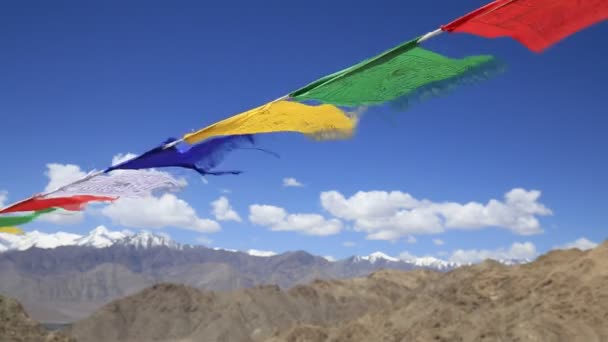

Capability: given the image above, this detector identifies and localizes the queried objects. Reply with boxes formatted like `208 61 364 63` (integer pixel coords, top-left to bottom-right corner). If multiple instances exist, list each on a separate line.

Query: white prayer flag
49 170 186 198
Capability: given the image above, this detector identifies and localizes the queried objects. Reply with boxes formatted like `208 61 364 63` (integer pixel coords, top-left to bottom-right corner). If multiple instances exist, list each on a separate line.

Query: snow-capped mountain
351 251 528 270
0 226 180 252
246 249 278 257
398 255 462 270
117 230 180 249
0 230 81 251
356 251 400 263
0 227 530 270
351 251 458 270
212 247 238 253
74 226 131 248
210 247 278 257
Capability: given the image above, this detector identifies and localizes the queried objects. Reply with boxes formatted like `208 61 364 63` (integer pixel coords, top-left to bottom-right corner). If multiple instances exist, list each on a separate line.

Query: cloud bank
321 188 551 241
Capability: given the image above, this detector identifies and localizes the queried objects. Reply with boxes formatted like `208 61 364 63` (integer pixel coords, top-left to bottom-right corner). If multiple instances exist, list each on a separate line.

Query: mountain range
0 226 178 252
0 227 523 324
65 240 608 342
0 226 498 268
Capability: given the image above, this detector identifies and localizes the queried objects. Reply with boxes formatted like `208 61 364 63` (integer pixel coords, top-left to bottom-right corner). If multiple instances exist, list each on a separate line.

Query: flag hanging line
1 0 604 216
176 0 606 147
441 0 607 53
0 194 117 214
161 94 289 149
160 27 447 149
417 28 443 43
0 169 106 214
0 24 448 212
42 170 106 197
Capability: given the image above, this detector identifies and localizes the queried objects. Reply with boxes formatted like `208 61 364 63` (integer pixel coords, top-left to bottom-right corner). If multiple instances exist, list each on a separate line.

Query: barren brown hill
0 245 430 323
0 294 74 342
68 269 439 341
69 241 608 342
272 240 608 342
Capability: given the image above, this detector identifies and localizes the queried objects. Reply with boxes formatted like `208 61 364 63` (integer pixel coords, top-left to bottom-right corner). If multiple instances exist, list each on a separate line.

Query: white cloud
38 164 89 224
102 193 220 233
323 255 337 262
196 236 213 246
249 204 342 236
436 189 551 234
247 249 277 257
39 209 85 225
449 242 537 264
44 163 88 193
211 196 241 222
433 238 445 246
406 236 417 244
554 237 598 251
41 155 193 226
321 190 418 220
221 189 232 194
40 161 180 225
0 190 8 207
342 241 356 247
321 188 551 241
283 177 304 187
111 153 138 166
249 205 286 226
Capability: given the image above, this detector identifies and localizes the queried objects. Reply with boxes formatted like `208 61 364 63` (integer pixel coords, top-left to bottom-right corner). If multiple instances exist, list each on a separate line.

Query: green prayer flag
290 38 504 108
0 208 56 227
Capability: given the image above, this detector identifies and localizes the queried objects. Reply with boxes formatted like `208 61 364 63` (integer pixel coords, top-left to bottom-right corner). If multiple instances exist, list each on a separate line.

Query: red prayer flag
0 195 117 214
442 0 608 52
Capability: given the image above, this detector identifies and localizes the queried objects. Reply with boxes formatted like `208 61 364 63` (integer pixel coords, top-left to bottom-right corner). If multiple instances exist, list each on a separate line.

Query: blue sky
1 0 606 262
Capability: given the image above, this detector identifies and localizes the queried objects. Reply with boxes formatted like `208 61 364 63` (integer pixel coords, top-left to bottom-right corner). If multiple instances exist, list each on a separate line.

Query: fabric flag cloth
0 208 56 227
0 195 117 214
47 170 185 198
182 100 358 144
105 135 277 176
0 227 24 235
288 38 503 109
442 0 608 53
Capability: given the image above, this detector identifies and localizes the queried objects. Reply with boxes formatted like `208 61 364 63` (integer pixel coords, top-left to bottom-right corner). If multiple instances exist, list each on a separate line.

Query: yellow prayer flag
0 226 24 235
183 100 357 144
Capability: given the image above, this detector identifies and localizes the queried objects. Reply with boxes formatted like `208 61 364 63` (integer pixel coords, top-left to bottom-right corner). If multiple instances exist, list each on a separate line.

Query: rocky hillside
67 270 438 342
271 240 608 342
0 228 461 323
67 240 608 342
0 294 74 342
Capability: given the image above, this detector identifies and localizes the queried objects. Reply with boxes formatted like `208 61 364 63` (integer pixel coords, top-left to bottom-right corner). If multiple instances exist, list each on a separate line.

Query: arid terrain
0 294 74 342
59 240 607 342
0 242 434 323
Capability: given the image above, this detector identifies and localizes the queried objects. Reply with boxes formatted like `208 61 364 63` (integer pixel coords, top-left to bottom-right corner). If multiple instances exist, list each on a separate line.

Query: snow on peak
118 230 179 249
350 251 461 270
0 227 179 252
246 249 277 257
212 247 238 253
351 250 529 270
400 255 460 270
75 225 132 248
359 251 400 263
323 255 337 262
0 230 80 251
